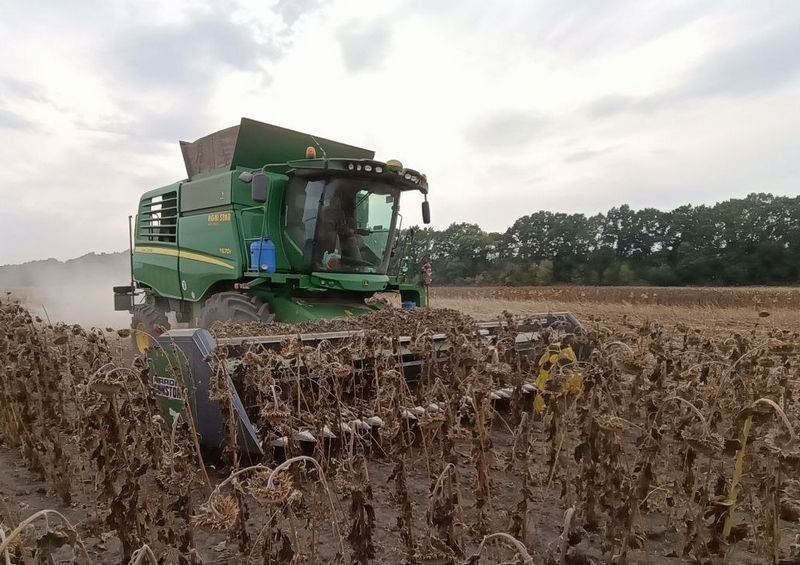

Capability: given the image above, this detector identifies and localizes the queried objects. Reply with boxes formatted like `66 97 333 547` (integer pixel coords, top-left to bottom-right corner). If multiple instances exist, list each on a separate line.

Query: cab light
364 165 372 172
348 163 355 170
375 166 383 173
386 159 403 172
305 146 317 158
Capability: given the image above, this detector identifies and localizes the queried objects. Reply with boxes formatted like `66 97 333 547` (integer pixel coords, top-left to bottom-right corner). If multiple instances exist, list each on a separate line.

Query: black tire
131 303 169 353
199 292 274 330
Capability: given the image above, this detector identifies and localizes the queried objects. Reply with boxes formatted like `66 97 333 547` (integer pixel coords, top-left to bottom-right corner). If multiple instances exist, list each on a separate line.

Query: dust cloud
0 252 132 328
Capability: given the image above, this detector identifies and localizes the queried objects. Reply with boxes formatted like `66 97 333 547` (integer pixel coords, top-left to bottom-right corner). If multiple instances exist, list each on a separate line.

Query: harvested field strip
433 285 800 308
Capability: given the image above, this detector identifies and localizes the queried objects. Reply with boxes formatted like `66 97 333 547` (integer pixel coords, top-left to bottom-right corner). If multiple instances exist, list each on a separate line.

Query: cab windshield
285 176 399 274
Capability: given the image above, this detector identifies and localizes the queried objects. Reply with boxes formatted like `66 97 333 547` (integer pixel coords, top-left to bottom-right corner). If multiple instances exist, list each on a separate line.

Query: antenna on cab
309 136 327 159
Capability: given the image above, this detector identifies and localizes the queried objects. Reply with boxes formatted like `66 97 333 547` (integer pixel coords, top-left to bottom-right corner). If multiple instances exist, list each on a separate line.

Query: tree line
393 193 800 286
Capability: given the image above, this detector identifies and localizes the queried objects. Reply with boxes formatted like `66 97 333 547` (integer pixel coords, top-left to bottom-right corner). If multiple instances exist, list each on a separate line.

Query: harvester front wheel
131 304 169 354
199 292 274 330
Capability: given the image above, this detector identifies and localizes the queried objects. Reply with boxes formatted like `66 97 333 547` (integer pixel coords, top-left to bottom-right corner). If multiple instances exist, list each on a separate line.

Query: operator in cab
314 179 366 270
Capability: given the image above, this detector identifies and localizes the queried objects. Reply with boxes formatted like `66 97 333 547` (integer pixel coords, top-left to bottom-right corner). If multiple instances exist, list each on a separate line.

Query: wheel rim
135 322 150 353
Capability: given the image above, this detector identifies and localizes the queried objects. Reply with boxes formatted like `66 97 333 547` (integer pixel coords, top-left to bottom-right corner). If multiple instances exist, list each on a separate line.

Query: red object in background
422 261 432 286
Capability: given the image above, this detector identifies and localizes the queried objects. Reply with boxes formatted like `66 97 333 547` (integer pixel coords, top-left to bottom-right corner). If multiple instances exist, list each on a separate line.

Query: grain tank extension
114 118 432 352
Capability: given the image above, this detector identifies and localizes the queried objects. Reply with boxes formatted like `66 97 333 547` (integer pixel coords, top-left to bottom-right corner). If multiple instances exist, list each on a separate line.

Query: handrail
239 204 270 272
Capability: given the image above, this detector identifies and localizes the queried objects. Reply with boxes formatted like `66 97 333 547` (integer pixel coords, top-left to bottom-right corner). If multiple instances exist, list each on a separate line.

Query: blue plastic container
401 300 417 309
250 238 276 273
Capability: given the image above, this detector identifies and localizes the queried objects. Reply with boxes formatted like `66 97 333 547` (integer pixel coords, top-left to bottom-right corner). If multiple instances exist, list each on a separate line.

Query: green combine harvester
114 118 431 353
113 119 588 455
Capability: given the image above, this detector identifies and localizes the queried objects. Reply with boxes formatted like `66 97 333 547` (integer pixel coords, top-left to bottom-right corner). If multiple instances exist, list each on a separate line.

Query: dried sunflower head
192 495 239 531
0 521 29 553
260 402 291 423
419 411 446 429
246 469 296 505
681 429 723 455
594 414 628 432
331 362 352 379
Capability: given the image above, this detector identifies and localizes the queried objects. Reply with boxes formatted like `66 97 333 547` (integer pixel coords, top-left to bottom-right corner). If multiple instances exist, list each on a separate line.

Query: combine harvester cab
114 118 590 453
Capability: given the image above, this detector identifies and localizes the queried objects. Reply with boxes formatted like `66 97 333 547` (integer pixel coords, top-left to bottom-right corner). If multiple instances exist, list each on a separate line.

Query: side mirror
251 172 269 203
421 200 431 224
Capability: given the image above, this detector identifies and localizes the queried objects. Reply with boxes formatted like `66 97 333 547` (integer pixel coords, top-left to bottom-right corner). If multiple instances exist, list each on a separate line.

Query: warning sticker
153 376 182 400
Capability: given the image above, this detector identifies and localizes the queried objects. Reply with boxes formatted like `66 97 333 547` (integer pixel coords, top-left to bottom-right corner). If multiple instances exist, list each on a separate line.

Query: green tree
534 260 554 285
394 193 800 287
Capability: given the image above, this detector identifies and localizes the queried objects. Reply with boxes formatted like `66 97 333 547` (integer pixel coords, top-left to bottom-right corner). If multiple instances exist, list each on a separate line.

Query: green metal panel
177 210 243 301
146 342 187 419
133 182 183 299
398 284 427 307
242 273 308 285
310 272 389 292
138 183 182 201
232 172 293 273
133 246 183 299
180 172 231 212
267 293 378 322
231 118 373 169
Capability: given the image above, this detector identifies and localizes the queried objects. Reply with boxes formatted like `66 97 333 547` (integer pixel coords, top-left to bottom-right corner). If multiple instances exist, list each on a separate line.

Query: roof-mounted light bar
343 159 427 187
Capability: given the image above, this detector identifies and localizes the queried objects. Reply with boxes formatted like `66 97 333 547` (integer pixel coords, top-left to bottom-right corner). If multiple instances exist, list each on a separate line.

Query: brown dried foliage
2 296 800 564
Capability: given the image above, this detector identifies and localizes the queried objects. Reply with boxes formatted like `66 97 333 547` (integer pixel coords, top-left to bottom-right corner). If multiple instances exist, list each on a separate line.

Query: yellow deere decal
134 246 179 258
180 250 235 269
135 247 235 270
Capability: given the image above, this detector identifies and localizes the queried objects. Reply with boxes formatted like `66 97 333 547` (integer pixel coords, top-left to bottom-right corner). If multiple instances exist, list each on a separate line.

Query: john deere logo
363 280 369 287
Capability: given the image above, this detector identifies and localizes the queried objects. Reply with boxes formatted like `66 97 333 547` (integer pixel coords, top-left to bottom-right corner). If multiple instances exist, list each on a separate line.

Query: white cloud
0 0 798 264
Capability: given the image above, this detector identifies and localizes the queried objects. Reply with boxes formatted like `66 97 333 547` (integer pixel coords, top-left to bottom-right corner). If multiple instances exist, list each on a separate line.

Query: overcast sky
1 0 799 265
